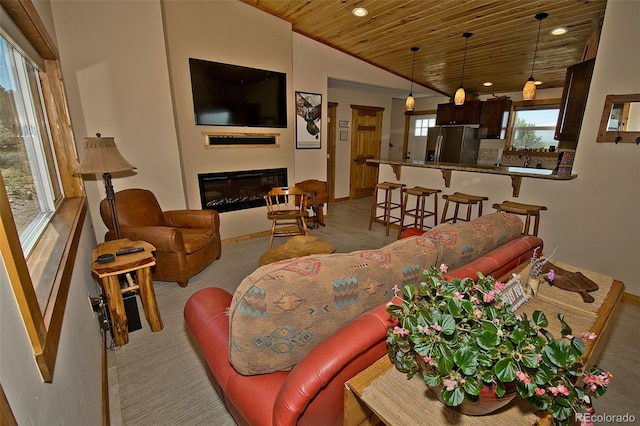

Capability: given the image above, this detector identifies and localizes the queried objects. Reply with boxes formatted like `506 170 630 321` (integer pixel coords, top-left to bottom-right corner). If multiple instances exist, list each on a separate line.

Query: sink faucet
519 149 531 168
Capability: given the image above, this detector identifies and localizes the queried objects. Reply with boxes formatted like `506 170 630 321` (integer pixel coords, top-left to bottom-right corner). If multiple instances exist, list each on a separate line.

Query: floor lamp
73 134 136 240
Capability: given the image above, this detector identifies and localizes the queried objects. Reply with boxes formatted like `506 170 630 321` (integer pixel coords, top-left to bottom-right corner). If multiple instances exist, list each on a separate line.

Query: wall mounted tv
189 58 287 128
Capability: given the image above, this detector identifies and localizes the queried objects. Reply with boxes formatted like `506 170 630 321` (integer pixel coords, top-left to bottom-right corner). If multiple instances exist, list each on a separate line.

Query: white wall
51 0 185 242
0 218 103 425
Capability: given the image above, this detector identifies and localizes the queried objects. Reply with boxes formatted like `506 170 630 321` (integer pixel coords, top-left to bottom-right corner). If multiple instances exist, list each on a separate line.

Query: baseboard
102 342 109 426
622 292 640 306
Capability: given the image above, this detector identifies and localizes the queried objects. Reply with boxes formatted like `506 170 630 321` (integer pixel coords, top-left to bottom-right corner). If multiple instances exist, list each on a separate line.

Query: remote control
116 246 144 256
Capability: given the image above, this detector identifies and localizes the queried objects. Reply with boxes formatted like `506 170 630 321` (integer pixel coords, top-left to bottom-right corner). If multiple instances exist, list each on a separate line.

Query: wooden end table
91 239 163 346
344 262 625 426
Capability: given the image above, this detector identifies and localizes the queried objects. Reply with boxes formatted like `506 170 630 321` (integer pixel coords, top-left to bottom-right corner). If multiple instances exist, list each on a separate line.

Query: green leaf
516 380 535 398
402 284 415 300
570 336 586 355
448 299 462 317
543 341 579 368
494 358 517 382
521 349 540 368
477 330 500 350
440 313 457 335
549 400 572 421
454 347 478 375
494 380 506 397
442 387 465 406
437 351 454 375
510 327 526 344
557 313 573 337
532 310 548 328
423 371 441 387
464 378 480 396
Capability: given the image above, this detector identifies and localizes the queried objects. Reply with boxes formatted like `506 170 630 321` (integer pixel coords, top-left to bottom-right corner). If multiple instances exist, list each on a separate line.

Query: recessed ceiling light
550 27 568 36
483 82 493 87
352 7 368 17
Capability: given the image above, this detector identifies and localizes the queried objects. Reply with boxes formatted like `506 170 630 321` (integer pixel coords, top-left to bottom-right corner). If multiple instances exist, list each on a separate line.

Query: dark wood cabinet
554 58 596 145
480 98 512 139
436 101 482 125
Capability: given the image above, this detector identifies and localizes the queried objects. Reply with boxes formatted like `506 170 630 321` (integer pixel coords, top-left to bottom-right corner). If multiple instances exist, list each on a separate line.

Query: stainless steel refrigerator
426 125 480 164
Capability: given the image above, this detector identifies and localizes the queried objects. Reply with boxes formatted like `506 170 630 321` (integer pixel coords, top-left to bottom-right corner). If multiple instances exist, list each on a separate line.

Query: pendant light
405 47 419 111
454 32 473 106
523 12 548 101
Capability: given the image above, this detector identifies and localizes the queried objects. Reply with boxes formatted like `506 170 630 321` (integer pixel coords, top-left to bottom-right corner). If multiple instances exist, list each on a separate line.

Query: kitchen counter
367 159 577 197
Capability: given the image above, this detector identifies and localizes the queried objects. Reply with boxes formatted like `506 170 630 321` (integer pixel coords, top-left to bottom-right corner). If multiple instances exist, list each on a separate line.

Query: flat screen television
189 58 287 128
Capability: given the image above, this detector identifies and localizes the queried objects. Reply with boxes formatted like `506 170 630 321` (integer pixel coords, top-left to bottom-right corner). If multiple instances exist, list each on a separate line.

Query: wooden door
349 105 384 199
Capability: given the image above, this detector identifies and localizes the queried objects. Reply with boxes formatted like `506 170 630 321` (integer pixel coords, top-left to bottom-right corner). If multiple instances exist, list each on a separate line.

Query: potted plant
386 264 611 426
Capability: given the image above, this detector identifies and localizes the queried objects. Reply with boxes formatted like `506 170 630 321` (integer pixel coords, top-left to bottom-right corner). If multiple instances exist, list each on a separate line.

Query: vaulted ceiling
240 0 607 99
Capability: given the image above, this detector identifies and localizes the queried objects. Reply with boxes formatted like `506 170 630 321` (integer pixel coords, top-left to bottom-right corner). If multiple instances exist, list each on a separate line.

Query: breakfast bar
368 159 577 197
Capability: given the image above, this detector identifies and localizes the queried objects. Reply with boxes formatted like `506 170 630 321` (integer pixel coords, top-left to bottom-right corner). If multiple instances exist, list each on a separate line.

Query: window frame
0 0 84 383
505 98 562 152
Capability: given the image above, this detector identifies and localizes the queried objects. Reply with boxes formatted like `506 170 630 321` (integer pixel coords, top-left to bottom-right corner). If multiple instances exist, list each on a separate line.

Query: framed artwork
340 131 349 141
295 91 322 149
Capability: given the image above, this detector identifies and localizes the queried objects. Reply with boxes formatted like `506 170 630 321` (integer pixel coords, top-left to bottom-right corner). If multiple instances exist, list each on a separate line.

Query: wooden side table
91 239 163 346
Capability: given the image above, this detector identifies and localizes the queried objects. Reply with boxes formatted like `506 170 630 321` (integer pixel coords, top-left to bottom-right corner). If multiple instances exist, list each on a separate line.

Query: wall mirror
597 94 640 143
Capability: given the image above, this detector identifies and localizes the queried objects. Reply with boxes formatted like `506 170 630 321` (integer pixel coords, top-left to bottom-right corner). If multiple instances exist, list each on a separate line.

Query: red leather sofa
184 213 542 425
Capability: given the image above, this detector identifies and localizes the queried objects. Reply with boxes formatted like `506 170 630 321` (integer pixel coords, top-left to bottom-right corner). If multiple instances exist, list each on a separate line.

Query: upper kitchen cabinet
480 98 512 139
554 58 596 148
436 101 482 125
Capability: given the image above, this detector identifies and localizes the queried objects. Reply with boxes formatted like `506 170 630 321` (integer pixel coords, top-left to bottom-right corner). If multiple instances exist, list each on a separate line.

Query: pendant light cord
530 19 542 77
409 47 418 94
460 37 469 86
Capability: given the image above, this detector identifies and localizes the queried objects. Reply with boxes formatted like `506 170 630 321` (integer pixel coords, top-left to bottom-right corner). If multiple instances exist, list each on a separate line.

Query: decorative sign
499 274 530 312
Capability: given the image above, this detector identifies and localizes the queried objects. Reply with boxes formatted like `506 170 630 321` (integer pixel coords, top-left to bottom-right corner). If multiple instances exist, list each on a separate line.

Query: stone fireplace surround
198 168 287 213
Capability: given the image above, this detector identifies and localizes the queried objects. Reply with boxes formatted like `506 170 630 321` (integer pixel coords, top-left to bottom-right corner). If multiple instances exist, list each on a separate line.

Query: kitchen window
414 117 436 136
509 103 560 151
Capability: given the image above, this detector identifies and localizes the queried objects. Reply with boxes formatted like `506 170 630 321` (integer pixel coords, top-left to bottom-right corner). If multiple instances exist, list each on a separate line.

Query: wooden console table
91 239 163 346
344 263 624 426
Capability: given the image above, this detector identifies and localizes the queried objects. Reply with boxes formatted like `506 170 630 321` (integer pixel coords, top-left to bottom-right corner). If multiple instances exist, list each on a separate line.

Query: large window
510 104 560 151
414 117 436 136
0 35 62 254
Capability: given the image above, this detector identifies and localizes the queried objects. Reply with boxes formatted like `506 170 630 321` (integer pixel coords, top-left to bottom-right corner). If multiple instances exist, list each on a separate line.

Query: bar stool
397 186 442 239
441 192 489 224
369 182 406 236
492 201 548 236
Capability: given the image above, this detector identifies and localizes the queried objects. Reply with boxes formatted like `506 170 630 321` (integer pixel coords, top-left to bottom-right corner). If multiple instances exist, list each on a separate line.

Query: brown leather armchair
99 188 221 287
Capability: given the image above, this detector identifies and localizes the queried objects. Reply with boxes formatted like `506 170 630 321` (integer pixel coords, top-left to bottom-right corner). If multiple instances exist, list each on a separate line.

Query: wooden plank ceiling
240 0 607 98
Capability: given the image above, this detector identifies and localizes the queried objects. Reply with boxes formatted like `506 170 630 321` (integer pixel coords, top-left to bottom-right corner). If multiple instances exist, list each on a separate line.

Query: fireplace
198 168 287 213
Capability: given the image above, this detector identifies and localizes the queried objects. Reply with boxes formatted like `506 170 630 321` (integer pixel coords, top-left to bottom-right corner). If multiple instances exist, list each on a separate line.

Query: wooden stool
397 186 442 239
492 201 548 236
441 192 489 224
91 239 163 346
369 182 406 236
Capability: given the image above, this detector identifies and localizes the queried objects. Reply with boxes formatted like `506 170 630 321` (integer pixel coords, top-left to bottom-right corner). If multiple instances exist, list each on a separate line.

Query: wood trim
0 383 18 426
622 292 640 306
101 343 109 426
0 0 59 59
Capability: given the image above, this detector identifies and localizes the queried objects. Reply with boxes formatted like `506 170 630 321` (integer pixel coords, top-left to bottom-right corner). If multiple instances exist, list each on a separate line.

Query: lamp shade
74 135 136 175
522 78 537 101
454 87 466 106
405 94 415 111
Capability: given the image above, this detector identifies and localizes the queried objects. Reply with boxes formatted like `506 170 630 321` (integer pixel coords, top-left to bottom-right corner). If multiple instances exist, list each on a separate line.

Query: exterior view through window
510 105 560 151
0 34 62 254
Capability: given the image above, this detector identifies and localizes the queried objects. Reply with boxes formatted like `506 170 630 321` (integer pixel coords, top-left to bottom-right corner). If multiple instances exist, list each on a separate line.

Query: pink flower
534 387 546 395
393 326 410 336
474 309 482 319
392 284 400 295
483 290 496 303
439 264 448 273
422 355 435 366
516 371 531 384
453 291 464 300
580 331 597 340
443 379 457 391
494 281 506 291
556 385 569 396
431 324 442 332
547 269 555 281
